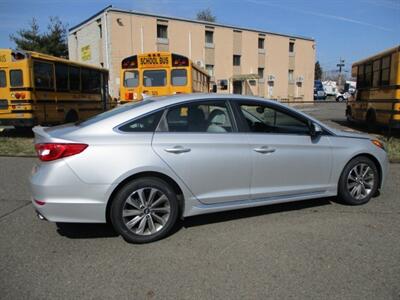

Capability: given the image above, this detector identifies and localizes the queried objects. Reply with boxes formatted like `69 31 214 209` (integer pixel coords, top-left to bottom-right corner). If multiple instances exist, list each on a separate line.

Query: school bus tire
65 110 79 124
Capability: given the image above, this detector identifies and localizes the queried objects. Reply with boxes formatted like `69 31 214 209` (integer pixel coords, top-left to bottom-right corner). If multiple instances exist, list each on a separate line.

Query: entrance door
233 81 242 94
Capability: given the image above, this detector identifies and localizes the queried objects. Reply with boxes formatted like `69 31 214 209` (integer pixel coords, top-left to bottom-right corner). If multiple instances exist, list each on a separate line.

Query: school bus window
364 63 372 87
55 63 68 91
10 70 23 87
34 61 54 89
69 66 80 91
124 70 139 87
0 70 6 87
82 69 101 93
381 56 390 86
372 60 380 87
143 70 166 87
357 64 365 88
171 69 187 86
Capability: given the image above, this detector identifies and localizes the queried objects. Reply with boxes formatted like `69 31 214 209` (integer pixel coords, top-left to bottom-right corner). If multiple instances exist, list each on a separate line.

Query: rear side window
171 69 187 86
10 70 23 87
119 110 163 132
34 61 54 89
0 70 5 87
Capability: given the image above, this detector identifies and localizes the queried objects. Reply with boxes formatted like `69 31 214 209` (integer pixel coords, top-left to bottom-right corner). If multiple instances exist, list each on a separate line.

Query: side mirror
310 122 323 138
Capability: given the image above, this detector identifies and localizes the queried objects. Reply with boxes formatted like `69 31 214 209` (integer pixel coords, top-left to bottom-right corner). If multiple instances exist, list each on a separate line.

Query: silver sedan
30 94 389 243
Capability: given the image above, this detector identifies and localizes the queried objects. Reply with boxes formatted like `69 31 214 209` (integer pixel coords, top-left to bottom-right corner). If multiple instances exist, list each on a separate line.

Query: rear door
233 100 333 200
0 69 8 115
152 99 251 204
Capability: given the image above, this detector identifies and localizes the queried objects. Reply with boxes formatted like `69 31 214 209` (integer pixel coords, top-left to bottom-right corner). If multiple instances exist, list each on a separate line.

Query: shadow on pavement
55 197 334 239
183 197 334 228
331 119 400 138
56 223 118 239
0 127 33 138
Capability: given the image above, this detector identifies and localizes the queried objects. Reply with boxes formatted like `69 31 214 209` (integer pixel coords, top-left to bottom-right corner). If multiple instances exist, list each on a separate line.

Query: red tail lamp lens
35 143 88 161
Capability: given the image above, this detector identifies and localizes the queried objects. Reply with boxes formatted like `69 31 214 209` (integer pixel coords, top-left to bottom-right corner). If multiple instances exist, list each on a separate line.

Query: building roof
69 5 314 42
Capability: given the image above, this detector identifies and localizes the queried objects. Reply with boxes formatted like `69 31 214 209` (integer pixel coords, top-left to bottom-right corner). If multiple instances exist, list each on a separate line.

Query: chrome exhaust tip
36 211 47 221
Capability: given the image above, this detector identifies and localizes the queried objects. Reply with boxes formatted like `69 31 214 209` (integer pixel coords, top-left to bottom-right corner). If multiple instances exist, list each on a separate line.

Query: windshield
77 100 154 127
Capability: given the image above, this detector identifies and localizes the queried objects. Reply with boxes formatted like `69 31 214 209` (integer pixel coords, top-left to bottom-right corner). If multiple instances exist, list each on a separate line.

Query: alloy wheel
347 163 375 200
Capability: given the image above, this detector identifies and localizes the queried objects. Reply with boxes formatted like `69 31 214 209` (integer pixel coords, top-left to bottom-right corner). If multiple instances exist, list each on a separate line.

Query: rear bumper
30 160 112 223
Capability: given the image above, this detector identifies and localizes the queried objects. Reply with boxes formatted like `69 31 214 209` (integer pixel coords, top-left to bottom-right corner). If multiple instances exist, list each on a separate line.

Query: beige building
68 6 315 101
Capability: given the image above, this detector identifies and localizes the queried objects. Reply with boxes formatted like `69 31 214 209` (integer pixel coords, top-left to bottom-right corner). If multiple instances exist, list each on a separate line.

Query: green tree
315 61 323 80
196 8 216 22
10 17 68 58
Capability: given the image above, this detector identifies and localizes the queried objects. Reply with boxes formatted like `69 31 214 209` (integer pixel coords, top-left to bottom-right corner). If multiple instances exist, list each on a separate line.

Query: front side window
10 70 23 87
239 102 310 134
0 70 6 87
124 70 139 87
165 101 233 133
34 61 54 89
171 69 187 86
55 63 68 91
143 70 166 87
119 110 163 132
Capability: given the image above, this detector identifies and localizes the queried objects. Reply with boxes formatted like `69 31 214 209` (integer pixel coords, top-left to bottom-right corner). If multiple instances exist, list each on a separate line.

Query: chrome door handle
164 146 191 154
253 146 276 154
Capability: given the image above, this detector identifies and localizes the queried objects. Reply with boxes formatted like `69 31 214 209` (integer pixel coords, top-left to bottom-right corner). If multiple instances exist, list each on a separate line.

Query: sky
0 0 399 73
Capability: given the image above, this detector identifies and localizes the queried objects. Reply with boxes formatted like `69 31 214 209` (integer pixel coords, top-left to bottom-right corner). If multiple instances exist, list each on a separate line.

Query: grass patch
384 137 400 162
0 137 35 156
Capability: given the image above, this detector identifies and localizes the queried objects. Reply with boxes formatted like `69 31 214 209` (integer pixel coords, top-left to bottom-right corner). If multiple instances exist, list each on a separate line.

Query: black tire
338 156 379 205
366 110 376 131
336 96 344 102
110 177 179 243
65 110 79 123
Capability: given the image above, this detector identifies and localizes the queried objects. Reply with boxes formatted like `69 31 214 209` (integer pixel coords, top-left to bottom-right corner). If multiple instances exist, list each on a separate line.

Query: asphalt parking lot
1 102 399 299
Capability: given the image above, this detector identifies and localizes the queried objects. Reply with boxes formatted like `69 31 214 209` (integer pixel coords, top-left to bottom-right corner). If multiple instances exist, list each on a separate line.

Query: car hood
330 127 370 139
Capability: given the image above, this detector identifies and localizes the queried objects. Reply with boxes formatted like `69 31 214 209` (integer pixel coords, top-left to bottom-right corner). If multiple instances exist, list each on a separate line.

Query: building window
289 41 295 53
157 24 168 39
258 68 264 79
205 30 214 47
258 38 264 49
98 23 102 39
233 55 241 66
288 70 294 83
206 64 214 77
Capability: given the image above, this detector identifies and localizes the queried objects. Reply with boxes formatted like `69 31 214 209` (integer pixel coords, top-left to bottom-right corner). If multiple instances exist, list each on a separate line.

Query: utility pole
337 58 345 88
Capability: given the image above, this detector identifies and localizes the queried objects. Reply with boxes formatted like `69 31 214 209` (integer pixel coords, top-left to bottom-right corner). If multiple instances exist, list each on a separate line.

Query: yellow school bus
120 52 210 102
346 45 400 128
0 49 112 128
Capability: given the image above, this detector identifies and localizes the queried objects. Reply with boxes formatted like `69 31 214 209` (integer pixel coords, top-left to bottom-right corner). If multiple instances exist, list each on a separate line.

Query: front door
235 100 332 199
152 99 251 204
233 81 242 94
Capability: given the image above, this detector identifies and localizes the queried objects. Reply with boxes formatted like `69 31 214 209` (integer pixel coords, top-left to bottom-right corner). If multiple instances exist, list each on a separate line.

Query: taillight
35 143 88 161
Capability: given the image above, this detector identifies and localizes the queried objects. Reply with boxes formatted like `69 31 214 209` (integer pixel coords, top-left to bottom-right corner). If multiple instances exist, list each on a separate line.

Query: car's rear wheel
338 156 379 205
110 177 179 243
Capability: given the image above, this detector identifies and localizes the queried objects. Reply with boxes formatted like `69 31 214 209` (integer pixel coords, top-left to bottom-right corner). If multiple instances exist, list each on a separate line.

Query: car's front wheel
338 156 379 205
110 177 179 243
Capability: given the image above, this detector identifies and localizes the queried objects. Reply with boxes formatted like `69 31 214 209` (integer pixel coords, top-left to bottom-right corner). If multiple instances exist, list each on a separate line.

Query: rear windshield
0 70 5 87
124 70 139 87
143 70 166 87
77 100 154 127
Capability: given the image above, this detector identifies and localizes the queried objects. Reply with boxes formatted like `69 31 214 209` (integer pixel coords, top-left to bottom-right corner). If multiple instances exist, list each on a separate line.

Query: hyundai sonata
30 94 388 243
